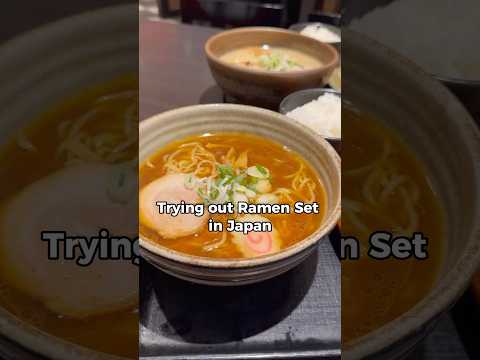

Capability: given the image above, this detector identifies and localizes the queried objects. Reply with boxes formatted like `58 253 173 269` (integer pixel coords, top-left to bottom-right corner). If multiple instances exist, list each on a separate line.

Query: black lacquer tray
140 233 341 360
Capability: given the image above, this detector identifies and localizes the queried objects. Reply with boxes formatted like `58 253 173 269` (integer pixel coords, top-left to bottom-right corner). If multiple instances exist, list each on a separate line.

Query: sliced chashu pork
139 173 208 239
0 163 138 318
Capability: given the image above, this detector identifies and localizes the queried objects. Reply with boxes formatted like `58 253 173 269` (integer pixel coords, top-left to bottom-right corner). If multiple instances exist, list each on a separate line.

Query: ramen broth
0 76 138 358
139 134 326 259
342 108 444 343
220 46 323 72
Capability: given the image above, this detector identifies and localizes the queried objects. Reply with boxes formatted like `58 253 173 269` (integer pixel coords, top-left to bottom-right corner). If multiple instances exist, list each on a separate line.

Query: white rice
286 93 341 139
301 24 341 44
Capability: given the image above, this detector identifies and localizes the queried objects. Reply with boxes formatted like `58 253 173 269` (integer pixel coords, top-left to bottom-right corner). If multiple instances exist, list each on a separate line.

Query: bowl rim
279 87 341 142
204 26 339 77
139 103 341 269
435 74 480 88
342 28 480 359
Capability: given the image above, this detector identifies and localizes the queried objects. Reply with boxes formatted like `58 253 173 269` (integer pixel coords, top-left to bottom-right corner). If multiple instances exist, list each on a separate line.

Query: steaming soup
0 76 138 358
139 133 326 259
221 46 323 72
342 107 444 343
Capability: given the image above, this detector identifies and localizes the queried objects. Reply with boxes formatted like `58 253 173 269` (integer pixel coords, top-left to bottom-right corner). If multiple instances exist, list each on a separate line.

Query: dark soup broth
342 108 444 343
0 75 138 358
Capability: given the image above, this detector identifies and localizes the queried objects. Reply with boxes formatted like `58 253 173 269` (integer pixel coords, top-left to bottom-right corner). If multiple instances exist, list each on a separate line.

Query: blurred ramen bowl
343 29 480 359
139 104 341 286
0 5 137 360
205 27 339 109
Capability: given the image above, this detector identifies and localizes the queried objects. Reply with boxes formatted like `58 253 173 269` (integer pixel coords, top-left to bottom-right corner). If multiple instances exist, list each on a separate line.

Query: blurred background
1 1 132 42
140 0 341 26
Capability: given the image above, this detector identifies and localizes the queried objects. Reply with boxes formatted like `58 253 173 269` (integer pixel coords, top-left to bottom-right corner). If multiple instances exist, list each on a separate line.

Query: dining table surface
139 18 471 360
140 19 223 121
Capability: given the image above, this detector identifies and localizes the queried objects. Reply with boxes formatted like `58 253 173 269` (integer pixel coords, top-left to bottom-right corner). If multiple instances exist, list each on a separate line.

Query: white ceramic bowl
279 88 341 153
289 22 341 49
343 29 480 359
139 104 341 286
0 5 136 360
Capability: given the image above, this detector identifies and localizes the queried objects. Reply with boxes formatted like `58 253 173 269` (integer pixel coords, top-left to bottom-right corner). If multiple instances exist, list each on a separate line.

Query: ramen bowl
0 4 136 360
343 29 480 359
139 104 341 286
205 27 339 109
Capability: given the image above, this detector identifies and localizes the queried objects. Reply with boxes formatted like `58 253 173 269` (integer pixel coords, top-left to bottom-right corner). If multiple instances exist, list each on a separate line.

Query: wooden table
140 20 223 121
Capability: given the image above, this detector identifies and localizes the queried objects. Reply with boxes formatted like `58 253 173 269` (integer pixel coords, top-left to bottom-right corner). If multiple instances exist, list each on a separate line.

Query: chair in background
180 0 300 28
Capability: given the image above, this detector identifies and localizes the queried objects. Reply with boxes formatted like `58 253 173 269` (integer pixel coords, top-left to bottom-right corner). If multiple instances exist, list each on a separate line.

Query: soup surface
342 107 444 343
140 133 326 259
0 76 138 358
220 46 323 72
